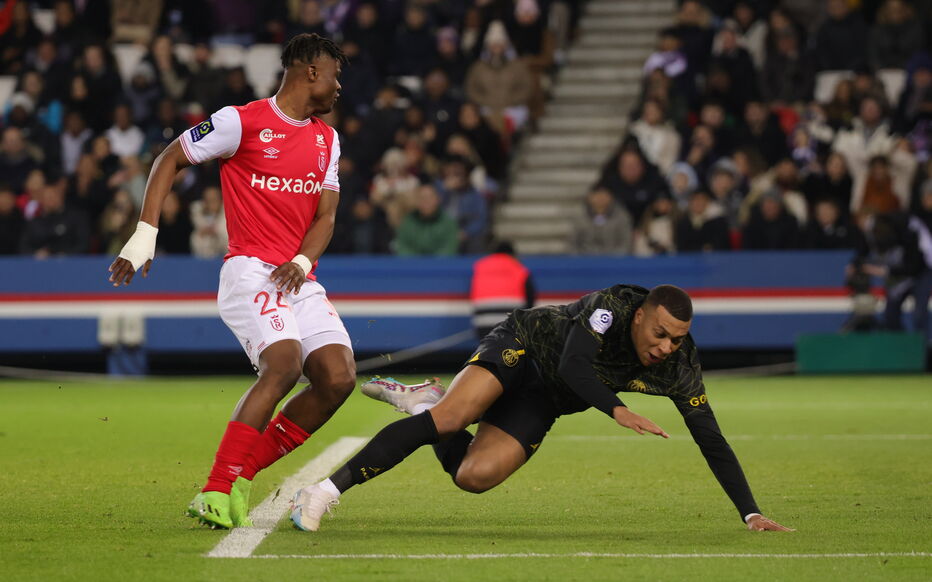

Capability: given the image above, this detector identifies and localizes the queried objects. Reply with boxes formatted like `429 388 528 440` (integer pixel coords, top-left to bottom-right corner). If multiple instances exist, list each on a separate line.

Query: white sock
318 478 341 499
410 402 436 415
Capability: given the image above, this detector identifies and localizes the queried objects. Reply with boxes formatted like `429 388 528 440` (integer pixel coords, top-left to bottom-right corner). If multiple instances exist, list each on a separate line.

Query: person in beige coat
465 20 534 135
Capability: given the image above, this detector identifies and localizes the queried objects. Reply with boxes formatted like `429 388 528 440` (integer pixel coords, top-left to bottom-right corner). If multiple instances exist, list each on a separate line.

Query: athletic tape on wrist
118 221 158 271
291 254 313 277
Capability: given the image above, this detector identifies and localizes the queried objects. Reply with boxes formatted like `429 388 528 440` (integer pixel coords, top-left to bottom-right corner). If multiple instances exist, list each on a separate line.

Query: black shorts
464 324 559 459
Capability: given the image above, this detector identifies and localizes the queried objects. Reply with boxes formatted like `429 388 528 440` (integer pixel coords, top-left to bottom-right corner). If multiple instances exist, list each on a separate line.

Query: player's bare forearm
108 140 192 286
139 139 192 226
270 189 338 294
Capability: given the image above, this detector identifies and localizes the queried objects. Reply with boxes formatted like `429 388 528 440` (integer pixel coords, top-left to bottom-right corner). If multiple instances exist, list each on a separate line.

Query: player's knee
259 360 303 391
454 460 502 494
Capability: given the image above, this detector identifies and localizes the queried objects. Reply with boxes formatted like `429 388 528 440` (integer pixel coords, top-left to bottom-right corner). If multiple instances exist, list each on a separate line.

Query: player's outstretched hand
270 261 306 295
612 406 670 438
108 257 152 287
747 514 795 532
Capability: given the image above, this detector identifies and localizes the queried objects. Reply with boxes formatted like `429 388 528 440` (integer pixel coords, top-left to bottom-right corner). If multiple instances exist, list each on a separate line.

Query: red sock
202 421 261 494
240 412 311 481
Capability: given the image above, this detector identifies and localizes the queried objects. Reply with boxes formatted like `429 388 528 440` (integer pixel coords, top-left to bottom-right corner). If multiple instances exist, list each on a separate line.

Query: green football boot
187 491 233 529
230 477 253 527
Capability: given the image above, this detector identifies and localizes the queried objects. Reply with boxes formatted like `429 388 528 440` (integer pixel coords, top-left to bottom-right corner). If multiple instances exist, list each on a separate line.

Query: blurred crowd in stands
565 0 931 333
573 0 932 262
0 0 577 257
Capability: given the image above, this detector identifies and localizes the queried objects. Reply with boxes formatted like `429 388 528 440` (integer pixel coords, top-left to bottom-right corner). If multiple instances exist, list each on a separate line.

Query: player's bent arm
108 140 193 286
557 324 668 437
269 188 340 294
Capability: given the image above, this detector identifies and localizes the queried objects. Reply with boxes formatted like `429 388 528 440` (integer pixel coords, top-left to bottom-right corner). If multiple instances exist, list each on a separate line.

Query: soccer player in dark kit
291 284 793 532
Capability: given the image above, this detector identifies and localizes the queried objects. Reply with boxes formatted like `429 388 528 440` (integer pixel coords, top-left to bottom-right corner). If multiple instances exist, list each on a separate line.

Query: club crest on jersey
269 314 284 331
259 128 286 143
627 379 648 392
190 118 214 142
319 153 326 171
501 348 525 367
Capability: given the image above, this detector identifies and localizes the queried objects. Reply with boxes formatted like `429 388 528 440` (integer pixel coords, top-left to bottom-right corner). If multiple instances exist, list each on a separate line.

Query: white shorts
218 256 352 380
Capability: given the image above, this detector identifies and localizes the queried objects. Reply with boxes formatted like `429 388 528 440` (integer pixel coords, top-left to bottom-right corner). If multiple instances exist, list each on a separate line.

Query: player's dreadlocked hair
281 33 347 68
644 285 693 322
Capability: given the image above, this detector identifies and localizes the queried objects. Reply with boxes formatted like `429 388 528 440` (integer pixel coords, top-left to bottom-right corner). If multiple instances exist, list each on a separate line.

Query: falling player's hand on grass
108 257 152 287
746 514 795 531
270 261 307 294
612 406 669 438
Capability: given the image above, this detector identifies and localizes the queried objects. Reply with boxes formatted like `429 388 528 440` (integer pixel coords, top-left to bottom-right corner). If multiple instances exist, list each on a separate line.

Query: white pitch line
250 552 932 560
552 434 932 442
206 436 366 559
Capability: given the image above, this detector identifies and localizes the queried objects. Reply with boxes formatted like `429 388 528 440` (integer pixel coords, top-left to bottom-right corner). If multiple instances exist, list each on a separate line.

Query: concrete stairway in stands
494 0 674 254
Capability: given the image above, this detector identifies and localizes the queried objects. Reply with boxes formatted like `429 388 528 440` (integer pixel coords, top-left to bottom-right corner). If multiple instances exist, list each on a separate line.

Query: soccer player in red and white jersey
108 34 356 529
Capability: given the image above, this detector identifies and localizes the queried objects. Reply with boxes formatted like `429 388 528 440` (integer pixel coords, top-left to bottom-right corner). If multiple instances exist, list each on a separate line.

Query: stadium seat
113 44 147 87
814 70 854 104
244 44 282 98
31 8 54 35
0 76 18 111
210 44 246 69
877 68 907 107
174 43 195 67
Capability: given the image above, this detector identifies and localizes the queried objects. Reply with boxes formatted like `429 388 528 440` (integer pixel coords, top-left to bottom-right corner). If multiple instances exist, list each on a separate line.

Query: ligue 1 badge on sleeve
190 117 214 142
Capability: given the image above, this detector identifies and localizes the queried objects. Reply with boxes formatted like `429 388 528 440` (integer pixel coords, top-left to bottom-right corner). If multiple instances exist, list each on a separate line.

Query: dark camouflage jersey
502 284 759 520
507 284 706 417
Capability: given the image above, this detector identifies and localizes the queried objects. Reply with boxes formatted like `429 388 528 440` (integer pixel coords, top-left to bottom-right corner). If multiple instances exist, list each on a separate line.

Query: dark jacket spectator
0 186 24 254
893 59 932 135
742 192 800 249
761 28 813 104
0 1 42 75
598 149 669 223
868 0 923 71
734 101 789 166
183 44 225 114
79 45 124 130
390 5 436 78
431 27 470 90
456 102 505 180
394 184 459 256
155 191 192 254
336 41 380 117
420 69 463 154
0 127 38 194
802 152 854 212
20 184 90 256
813 0 869 72
212 67 257 112
676 190 732 252
803 198 856 249
342 2 391 80
709 22 759 113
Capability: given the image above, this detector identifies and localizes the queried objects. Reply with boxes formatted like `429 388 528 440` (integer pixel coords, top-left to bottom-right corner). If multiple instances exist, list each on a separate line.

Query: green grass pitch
1 374 930 581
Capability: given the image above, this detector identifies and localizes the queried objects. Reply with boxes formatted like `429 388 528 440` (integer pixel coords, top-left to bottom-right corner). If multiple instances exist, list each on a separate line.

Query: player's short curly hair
645 284 693 322
281 33 347 68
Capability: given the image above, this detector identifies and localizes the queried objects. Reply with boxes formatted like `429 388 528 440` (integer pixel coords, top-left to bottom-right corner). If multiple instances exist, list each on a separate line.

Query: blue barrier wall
0 251 858 354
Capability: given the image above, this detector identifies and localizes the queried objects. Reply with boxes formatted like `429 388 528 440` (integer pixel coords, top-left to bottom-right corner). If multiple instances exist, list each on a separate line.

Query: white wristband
291 254 313 277
118 221 158 271
744 513 761 523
